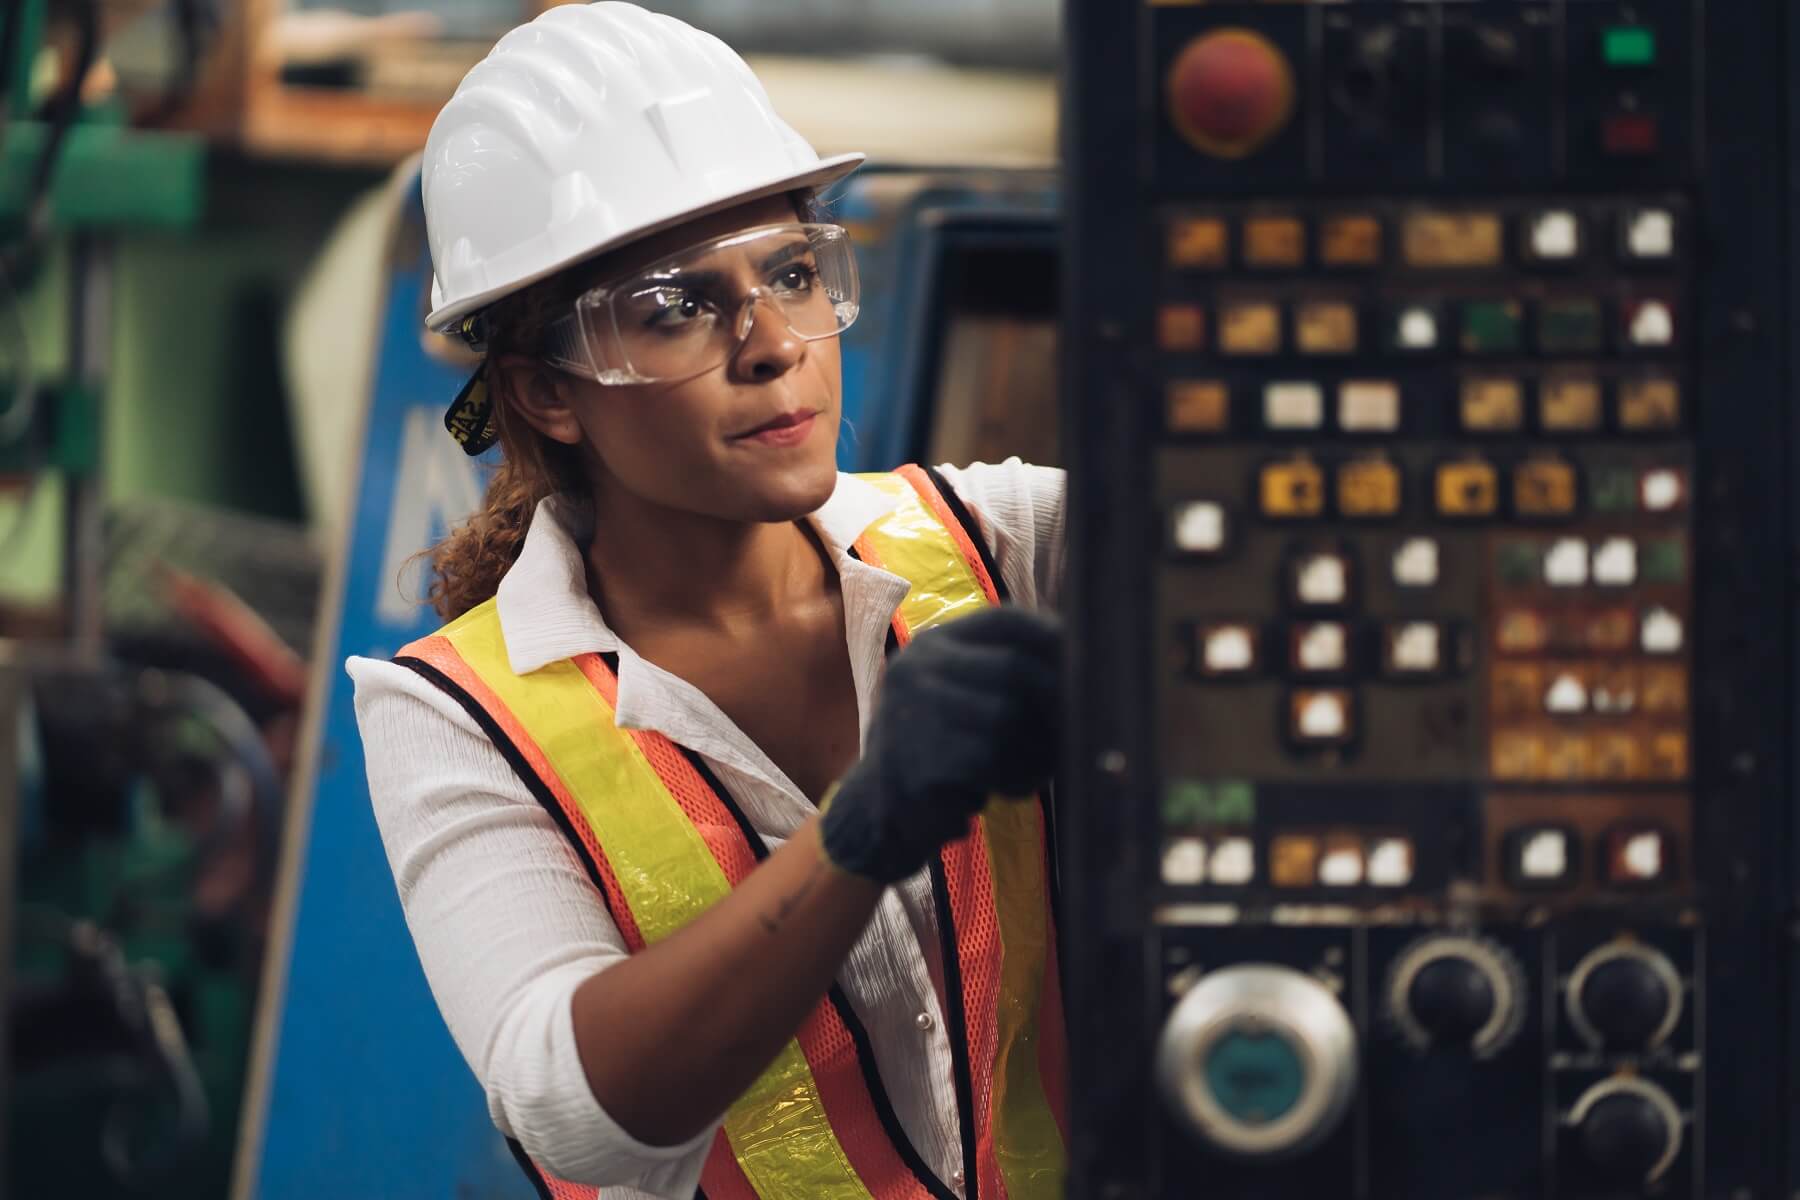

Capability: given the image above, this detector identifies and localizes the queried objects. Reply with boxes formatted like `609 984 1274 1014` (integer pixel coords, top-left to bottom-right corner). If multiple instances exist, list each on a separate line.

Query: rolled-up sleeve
349 655 719 1193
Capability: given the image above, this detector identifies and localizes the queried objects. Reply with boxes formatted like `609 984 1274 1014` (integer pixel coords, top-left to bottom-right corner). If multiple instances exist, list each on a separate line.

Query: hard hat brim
424 151 866 336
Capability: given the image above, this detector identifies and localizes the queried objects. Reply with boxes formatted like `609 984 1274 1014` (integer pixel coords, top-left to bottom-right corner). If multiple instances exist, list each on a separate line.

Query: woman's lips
733 410 818 448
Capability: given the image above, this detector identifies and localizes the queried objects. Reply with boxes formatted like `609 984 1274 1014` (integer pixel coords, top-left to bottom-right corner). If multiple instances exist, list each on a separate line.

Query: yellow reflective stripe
442 605 875 1200
981 802 1067 1198
856 473 988 635
443 607 729 945
860 474 1068 1195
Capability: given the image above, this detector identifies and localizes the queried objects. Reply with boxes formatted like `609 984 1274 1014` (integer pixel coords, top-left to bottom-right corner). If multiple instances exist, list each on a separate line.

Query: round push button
1204 1027 1306 1125
1167 29 1297 159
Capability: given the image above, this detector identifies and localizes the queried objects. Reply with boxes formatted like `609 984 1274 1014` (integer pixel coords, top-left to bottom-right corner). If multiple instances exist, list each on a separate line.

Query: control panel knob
1386 935 1525 1057
1567 941 1684 1051
1156 964 1357 1158
1166 29 1296 159
1571 1077 1684 1186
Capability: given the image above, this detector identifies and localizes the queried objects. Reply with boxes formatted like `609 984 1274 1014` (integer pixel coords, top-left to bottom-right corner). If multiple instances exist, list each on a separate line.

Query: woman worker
349 4 1068 1198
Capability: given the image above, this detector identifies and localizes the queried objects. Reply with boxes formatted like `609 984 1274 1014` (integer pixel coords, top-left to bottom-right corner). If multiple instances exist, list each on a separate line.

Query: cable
2 0 100 281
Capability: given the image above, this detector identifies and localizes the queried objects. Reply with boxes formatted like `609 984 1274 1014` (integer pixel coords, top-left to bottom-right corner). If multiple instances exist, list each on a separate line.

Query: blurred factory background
0 2 1062 1195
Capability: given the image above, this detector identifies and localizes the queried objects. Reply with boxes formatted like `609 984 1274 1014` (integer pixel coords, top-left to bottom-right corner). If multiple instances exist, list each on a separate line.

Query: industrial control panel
1061 2 1796 1197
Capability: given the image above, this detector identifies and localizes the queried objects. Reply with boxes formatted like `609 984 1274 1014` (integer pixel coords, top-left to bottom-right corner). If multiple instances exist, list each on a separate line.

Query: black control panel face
1062 3 1793 1198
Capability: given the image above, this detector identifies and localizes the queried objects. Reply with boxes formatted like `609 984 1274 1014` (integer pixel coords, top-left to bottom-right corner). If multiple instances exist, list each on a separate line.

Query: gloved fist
819 607 1062 884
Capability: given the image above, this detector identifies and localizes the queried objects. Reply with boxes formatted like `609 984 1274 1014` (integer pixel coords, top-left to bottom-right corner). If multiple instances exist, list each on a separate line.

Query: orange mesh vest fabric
395 466 1067 1200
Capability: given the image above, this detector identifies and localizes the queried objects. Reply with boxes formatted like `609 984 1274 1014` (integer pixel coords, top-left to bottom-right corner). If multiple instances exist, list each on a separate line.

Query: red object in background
158 565 311 707
1602 113 1660 155
1167 28 1297 159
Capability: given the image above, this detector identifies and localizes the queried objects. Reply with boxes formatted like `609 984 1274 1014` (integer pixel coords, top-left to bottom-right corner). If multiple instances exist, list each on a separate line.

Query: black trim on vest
396 656 626 932
928 857 982 1200
919 466 1066 943
690 746 961 1200
922 465 1009 604
409 649 956 1200
505 1137 555 1200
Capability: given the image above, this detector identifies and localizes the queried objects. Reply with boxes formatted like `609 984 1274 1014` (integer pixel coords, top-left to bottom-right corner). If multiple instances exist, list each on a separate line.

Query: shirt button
915 1011 935 1032
951 1168 966 1188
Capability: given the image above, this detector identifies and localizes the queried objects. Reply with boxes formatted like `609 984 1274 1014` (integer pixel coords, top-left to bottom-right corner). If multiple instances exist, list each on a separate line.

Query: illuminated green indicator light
1163 779 1256 829
1206 1029 1305 1125
1604 27 1656 67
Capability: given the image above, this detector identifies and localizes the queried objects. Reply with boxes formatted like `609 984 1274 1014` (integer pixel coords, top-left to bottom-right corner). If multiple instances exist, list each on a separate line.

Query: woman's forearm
569 817 883 1145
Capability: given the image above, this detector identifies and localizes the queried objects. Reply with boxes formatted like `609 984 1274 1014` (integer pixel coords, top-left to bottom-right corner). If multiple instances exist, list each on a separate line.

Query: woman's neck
582 478 833 642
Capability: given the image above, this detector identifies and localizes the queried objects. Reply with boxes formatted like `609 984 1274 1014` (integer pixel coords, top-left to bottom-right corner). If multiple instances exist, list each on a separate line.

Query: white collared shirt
347 461 1064 1197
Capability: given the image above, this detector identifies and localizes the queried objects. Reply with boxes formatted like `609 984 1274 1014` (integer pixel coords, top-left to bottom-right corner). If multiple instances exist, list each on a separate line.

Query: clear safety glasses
543 222 861 386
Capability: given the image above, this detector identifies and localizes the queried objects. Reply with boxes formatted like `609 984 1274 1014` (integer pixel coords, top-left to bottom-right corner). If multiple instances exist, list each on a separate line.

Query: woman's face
522 194 845 524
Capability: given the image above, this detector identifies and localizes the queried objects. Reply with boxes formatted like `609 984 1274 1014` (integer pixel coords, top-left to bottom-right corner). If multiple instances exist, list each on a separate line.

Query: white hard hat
421 1 864 336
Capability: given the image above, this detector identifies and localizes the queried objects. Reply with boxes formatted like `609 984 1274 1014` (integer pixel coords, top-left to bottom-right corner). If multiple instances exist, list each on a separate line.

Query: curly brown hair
426 191 821 620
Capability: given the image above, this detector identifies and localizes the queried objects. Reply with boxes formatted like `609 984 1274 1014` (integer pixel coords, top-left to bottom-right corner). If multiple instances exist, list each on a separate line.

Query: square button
1260 459 1327 519
1169 380 1231 434
1337 457 1403 518
1590 464 1641 513
1641 665 1688 713
1403 211 1504 268
1291 621 1350 674
1461 377 1526 432
1161 837 1208 885
1158 304 1207 352
1491 662 1545 715
1365 837 1415 888
1624 207 1677 261
1593 732 1645 780
1603 25 1657 67
1392 537 1440 588
1168 216 1229 269
1514 457 1580 519
1641 606 1684 655
1593 536 1638 586
1271 834 1321 887
1506 825 1578 888
1296 300 1359 355
1220 301 1283 355
1290 689 1355 745
1538 298 1606 354
1318 836 1364 887
1461 299 1525 354
1385 621 1444 677
1544 669 1589 714
1264 382 1325 430
1541 374 1605 432
1292 550 1353 608
1639 467 1686 513
1170 500 1228 555
1491 730 1550 780
1208 837 1257 885
1527 210 1583 262
1602 113 1659 157
1389 302 1443 353
1339 380 1401 432
1619 376 1681 431
1544 536 1590 587
1623 297 1678 350
1495 538 1542 586
1436 459 1500 517
1585 607 1638 654
1605 827 1670 885
1495 609 1550 655
1320 214 1383 268
1198 622 1260 676
1641 536 1687 584
1648 731 1689 780
1244 215 1307 269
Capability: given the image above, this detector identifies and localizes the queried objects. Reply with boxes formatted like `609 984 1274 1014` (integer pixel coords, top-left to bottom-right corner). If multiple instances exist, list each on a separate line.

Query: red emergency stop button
1167 28 1297 159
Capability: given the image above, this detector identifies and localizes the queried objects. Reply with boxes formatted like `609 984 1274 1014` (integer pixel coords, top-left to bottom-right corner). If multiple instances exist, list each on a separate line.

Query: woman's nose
729 294 807 382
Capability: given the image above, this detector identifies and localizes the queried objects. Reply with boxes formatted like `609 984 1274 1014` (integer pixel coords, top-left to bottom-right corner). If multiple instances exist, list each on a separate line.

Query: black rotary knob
1408 957 1496 1043
1574 1080 1681 1186
1387 936 1524 1057
1567 943 1683 1051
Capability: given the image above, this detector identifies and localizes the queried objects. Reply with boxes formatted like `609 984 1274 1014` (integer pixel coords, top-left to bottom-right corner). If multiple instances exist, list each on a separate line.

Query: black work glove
819 607 1062 884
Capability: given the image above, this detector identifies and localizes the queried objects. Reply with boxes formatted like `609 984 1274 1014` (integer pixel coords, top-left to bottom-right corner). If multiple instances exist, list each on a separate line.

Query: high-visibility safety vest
396 465 1068 1200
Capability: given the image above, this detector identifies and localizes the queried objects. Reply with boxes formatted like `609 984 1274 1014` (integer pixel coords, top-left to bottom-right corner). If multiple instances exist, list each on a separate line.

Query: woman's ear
493 354 584 446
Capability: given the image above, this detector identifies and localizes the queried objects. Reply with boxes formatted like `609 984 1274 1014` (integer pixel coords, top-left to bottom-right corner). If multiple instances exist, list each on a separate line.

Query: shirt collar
494 473 904 676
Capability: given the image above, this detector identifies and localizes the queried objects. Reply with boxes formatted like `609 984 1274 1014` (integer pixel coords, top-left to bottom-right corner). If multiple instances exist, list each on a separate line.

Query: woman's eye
643 291 712 329
771 264 819 293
